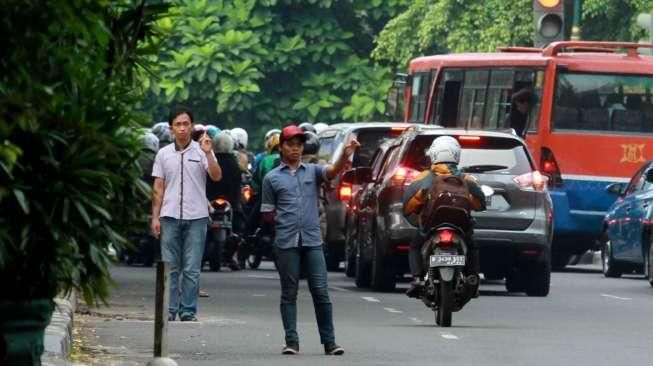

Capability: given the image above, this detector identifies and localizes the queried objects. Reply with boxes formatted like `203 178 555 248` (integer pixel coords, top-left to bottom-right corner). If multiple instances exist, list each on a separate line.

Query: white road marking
440 333 459 340
252 294 267 297
383 307 403 314
329 286 352 292
247 275 276 279
601 294 632 301
361 296 381 303
409 317 423 323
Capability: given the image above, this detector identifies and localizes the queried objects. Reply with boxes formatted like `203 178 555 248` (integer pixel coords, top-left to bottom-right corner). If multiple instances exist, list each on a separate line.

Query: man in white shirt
151 105 221 321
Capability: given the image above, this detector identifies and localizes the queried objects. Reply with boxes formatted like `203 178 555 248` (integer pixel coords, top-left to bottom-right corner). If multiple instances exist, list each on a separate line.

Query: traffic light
533 0 565 48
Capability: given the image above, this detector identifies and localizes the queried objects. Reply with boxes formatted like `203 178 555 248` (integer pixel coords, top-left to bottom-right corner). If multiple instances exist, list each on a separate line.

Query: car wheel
326 250 341 271
371 228 396 292
355 233 371 288
551 251 571 271
525 261 551 297
505 270 525 293
601 236 621 278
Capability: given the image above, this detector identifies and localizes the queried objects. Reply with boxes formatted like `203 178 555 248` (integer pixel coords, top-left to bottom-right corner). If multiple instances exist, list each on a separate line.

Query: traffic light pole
571 0 582 41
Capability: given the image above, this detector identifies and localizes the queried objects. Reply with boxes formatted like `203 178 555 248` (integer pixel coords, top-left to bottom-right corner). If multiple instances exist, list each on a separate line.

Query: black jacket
206 152 242 211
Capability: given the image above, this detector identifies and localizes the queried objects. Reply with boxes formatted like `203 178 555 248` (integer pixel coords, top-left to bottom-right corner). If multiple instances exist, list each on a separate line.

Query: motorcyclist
402 136 486 298
252 133 280 196
207 131 244 270
252 129 280 174
298 122 317 134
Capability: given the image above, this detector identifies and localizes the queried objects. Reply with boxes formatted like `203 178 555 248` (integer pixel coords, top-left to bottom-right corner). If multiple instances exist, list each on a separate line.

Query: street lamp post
571 0 582 41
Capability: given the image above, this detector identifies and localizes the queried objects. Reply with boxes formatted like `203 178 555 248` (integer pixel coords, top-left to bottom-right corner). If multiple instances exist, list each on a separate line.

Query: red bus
386 41 653 268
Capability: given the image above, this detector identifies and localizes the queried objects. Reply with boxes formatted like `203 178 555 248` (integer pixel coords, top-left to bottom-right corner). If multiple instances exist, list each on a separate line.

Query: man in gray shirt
151 105 221 321
261 125 359 355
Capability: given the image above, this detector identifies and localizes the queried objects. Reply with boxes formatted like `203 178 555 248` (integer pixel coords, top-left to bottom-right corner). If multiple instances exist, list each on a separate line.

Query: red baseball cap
280 125 306 143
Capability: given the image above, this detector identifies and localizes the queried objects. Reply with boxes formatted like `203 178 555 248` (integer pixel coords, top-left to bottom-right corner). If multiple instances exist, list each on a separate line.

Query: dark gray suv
349 129 553 295
317 122 424 270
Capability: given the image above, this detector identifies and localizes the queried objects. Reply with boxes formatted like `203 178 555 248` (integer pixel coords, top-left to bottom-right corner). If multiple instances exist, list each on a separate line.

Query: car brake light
391 166 418 186
458 135 481 141
540 147 563 188
514 171 548 191
439 230 454 244
339 184 352 201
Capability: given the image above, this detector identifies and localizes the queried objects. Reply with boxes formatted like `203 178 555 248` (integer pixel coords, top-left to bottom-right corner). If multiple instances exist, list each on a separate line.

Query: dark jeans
409 229 479 278
276 245 335 345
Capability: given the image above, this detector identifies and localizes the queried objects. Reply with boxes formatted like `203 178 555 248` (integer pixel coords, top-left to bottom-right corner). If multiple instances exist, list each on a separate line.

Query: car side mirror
605 182 626 196
341 167 373 185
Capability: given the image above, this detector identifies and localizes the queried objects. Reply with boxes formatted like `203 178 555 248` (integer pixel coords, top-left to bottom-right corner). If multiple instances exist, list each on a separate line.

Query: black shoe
406 281 423 298
324 343 344 355
180 314 198 322
282 343 299 355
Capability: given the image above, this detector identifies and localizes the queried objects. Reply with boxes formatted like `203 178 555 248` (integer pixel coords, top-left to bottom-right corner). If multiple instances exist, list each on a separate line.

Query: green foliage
373 0 653 72
142 0 410 146
0 1 167 304
373 0 533 69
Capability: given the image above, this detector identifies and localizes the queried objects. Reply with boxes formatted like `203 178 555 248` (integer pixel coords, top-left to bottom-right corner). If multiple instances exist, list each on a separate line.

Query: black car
347 128 553 295
317 122 425 271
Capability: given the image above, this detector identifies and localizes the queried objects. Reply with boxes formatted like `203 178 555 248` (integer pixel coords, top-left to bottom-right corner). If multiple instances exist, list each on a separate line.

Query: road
74 262 652 365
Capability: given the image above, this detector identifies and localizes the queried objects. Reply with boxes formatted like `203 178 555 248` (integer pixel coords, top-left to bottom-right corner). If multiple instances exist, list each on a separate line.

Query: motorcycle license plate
429 255 465 267
211 221 231 229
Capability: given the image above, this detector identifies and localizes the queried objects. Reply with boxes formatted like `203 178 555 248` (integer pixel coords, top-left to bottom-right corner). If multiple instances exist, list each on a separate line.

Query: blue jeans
276 245 335 345
160 217 208 318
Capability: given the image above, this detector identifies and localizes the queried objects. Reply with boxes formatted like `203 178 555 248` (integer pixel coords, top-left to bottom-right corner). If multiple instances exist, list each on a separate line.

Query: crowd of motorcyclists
128 121 329 272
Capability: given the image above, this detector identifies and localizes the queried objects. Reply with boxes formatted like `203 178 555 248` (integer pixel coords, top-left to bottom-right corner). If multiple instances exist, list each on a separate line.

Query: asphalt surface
74 262 653 366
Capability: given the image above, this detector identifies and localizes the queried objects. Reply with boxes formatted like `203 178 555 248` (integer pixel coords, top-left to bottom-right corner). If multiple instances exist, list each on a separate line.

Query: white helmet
427 136 461 165
141 132 159 154
230 127 248 149
314 123 328 134
212 131 234 154
265 128 281 141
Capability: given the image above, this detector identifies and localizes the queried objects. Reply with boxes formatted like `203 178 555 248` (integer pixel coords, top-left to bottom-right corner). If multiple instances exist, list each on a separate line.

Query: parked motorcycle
419 185 493 327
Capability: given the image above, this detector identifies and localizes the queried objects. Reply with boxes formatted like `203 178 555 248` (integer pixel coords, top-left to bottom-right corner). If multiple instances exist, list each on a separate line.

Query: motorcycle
244 222 277 269
419 185 493 327
205 197 241 271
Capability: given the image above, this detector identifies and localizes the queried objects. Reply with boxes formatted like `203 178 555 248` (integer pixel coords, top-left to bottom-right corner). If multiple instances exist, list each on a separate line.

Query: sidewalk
42 292 77 366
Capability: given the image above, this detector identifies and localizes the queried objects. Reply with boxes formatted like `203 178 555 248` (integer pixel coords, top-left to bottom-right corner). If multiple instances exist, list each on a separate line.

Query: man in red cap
261 124 360 355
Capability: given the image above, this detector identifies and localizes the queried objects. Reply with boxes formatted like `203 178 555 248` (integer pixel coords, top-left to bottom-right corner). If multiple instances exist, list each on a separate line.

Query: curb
42 292 77 366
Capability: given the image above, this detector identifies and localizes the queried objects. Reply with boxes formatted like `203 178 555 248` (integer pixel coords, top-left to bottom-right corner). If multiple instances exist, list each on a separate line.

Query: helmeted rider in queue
402 136 486 298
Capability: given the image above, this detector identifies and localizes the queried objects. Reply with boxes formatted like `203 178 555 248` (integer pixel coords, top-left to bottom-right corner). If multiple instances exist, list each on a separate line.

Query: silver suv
349 129 553 295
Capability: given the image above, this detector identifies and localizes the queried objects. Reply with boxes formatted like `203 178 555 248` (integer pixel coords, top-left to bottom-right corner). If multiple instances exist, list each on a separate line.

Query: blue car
602 160 653 287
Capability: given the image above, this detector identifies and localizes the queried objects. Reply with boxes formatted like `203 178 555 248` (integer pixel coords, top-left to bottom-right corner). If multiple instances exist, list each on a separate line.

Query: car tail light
339 184 352 201
540 147 563 188
438 230 454 244
458 135 481 142
242 186 253 203
514 171 548 191
391 166 419 186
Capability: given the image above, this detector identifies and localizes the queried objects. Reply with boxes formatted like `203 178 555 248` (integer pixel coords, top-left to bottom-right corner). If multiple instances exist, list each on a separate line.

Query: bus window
552 72 653 133
484 69 513 129
434 70 463 127
459 69 489 128
409 72 431 123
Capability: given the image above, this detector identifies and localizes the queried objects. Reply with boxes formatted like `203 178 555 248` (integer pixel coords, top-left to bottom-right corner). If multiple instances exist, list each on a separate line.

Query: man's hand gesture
343 138 361 158
199 132 213 154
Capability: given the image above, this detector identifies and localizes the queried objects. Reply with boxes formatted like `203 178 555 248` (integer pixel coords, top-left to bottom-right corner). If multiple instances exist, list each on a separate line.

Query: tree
0 0 167 304
141 0 410 145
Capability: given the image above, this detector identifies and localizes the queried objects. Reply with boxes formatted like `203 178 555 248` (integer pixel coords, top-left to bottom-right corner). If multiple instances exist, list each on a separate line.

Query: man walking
151 105 222 321
261 125 359 355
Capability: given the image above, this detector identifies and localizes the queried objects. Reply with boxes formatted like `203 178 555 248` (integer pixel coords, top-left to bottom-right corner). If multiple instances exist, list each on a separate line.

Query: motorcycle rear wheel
247 253 262 269
436 280 453 327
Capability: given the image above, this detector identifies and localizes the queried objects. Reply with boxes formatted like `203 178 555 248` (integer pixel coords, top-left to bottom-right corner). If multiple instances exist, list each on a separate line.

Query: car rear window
402 135 533 174
351 128 406 167
318 135 336 162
